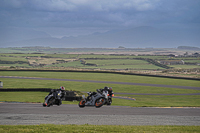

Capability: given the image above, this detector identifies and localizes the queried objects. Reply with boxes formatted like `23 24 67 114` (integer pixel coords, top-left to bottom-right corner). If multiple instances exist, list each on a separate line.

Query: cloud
0 0 199 37
0 0 158 15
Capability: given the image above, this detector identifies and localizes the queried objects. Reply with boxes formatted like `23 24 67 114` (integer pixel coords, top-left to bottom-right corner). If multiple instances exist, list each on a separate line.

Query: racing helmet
108 87 112 92
60 86 65 91
104 86 108 90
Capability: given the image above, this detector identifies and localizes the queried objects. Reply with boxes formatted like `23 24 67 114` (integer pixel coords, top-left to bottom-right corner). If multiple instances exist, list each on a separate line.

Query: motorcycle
43 90 63 107
78 90 106 108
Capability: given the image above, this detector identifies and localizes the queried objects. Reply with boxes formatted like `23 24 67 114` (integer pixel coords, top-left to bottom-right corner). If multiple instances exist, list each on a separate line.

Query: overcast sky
0 0 200 38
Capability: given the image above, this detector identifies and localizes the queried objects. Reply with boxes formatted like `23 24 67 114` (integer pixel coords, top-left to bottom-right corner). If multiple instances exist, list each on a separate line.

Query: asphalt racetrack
0 103 200 125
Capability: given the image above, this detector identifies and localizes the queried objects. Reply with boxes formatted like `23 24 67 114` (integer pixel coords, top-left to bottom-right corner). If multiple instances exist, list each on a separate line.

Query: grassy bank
0 125 200 133
0 71 200 87
0 71 200 107
0 92 79 105
1 78 200 94
1 91 200 107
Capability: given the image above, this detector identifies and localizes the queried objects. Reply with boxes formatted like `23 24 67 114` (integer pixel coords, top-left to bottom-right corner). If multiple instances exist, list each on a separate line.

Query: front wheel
107 98 112 105
47 97 55 107
79 99 86 108
43 103 47 107
95 98 105 108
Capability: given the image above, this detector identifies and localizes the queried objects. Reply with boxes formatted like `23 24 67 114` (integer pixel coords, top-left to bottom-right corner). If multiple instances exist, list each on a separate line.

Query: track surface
0 103 200 125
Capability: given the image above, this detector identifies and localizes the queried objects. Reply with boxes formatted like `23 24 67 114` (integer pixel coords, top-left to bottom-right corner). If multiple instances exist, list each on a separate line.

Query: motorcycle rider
85 86 113 102
104 86 112 92
48 86 65 105
102 86 114 105
86 91 97 102
98 86 114 96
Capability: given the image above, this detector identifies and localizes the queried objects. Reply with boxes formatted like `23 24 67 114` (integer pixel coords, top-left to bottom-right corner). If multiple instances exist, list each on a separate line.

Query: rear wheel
95 98 105 108
47 97 55 107
79 99 86 108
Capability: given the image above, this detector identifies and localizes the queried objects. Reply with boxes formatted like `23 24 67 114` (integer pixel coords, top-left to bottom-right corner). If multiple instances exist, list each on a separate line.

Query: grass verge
1 92 200 107
0 125 200 133
0 71 200 107
0 71 200 87
113 95 200 107
1 78 200 94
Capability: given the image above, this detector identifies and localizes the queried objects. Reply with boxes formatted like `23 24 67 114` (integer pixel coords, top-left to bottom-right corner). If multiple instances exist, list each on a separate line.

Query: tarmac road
0 102 200 125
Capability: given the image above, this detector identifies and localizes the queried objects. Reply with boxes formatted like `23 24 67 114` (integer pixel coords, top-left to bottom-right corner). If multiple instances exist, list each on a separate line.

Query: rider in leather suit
49 86 65 105
86 86 113 101
98 86 113 96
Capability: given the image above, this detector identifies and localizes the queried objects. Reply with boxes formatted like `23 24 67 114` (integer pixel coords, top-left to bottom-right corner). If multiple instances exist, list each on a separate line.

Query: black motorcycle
43 90 64 107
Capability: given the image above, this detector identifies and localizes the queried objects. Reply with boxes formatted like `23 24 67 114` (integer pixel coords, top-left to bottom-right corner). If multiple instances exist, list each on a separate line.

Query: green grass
0 64 31 67
0 71 200 107
0 53 45 57
0 78 200 107
45 61 85 67
0 56 28 62
0 71 200 87
79 54 135 59
0 92 79 105
1 53 200 72
1 77 200 94
137 55 170 60
0 53 77 58
81 64 164 70
0 92 47 103
184 60 200 63
45 54 79 58
113 95 200 107
170 65 200 69
81 58 164 70
84 59 147 65
1 91 199 107
0 125 200 133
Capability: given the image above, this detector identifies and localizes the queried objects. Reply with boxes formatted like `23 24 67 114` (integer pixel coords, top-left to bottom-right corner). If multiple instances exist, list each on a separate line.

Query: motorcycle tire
107 98 112 105
79 99 86 108
95 98 105 108
43 103 47 107
47 97 55 107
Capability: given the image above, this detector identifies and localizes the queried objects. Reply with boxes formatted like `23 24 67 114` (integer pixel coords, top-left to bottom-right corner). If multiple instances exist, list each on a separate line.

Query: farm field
0 48 200 107
0 52 200 79
170 65 200 69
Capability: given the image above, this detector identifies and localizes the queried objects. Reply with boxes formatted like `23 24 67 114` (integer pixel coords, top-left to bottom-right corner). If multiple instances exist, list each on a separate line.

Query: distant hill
1 26 200 48
0 27 51 44
177 46 200 50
